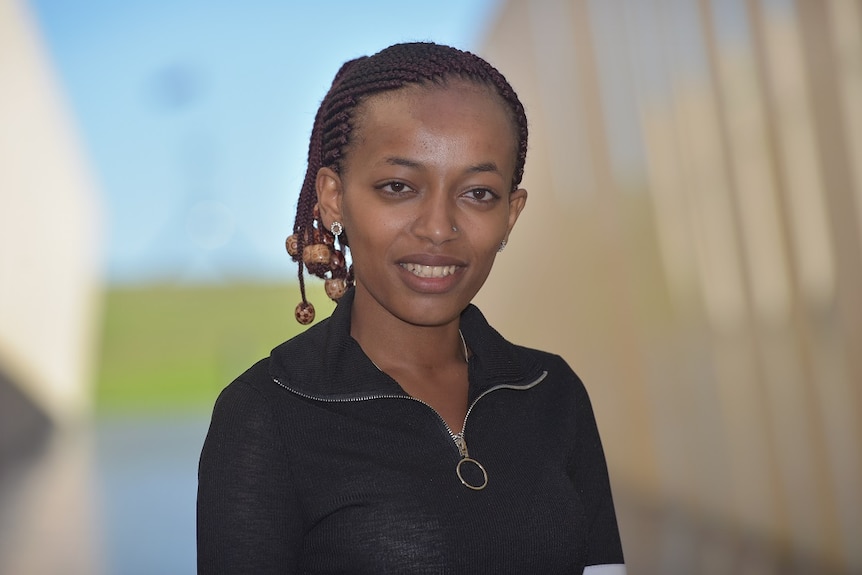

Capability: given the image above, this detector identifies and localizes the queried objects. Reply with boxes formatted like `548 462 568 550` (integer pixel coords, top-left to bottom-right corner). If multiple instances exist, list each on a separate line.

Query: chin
393 298 469 328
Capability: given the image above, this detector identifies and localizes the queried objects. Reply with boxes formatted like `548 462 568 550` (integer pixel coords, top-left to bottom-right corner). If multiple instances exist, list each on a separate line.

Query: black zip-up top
197 288 625 574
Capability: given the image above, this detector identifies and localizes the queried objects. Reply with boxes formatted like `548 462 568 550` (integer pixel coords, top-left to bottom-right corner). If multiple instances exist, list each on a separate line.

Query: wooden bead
285 234 299 257
294 301 315 324
324 277 347 300
310 226 334 246
321 229 335 246
302 243 331 265
309 226 333 246
329 250 344 271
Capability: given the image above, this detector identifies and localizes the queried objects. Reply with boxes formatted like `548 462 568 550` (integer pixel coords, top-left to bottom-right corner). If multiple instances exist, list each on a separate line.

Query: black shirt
197 289 625 573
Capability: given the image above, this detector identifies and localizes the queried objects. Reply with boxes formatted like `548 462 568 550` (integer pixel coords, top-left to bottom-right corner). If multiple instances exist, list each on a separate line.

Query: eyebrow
384 156 422 169
466 161 500 174
384 157 501 175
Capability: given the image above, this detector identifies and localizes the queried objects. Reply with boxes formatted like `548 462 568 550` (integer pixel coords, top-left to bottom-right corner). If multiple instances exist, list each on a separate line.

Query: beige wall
0 0 102 423
477 0 862 571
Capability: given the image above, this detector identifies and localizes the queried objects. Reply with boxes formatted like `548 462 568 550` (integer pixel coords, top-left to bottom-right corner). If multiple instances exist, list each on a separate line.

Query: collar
268 287 544 400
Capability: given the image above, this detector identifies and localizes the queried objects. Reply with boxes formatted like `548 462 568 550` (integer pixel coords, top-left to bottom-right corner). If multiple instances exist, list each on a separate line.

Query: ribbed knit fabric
197 289 624 574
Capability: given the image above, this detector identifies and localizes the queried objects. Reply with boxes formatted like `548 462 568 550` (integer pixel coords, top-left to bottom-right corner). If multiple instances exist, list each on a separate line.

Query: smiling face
316 80 527 329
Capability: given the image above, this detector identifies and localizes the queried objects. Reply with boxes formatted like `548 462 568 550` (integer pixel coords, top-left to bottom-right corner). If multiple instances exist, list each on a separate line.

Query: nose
411 190 458 244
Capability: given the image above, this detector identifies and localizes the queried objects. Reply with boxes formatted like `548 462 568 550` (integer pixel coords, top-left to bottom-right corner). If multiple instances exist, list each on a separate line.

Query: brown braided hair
286 42 528 324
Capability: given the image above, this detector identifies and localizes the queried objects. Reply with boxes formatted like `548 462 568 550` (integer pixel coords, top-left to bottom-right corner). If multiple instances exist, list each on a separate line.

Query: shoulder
216 357 274 404
512 344 574 374
513 344 586 389
506 343 598 417
208 359 277 432
208 352 318 441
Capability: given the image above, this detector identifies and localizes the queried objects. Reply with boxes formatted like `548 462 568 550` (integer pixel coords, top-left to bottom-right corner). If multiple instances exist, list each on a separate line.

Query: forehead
348 80 517 157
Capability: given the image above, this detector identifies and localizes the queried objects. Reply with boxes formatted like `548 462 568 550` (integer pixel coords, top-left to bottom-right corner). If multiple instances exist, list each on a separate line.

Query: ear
315 167 344 230
504 187 528 242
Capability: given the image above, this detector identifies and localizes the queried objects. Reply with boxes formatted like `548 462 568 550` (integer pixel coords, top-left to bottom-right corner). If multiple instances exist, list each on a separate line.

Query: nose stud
452 225 458 232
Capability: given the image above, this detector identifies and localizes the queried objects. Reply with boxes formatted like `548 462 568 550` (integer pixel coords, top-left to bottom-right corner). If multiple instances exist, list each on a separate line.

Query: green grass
95 282 335 414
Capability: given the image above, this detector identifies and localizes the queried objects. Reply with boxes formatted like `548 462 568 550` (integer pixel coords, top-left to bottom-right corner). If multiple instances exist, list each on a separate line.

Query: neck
349 289 467 374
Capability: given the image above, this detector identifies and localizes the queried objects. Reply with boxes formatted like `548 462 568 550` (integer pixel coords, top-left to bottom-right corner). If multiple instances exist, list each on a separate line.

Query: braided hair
286 42 528 324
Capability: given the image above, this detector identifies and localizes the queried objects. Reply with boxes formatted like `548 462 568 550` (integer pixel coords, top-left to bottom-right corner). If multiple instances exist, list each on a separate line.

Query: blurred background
1 0 860 573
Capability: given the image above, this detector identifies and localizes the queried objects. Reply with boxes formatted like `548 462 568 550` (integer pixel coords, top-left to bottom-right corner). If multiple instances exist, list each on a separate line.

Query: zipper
272 370 548 490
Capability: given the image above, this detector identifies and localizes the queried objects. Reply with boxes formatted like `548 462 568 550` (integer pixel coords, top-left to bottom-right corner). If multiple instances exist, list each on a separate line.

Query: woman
198 42 625 574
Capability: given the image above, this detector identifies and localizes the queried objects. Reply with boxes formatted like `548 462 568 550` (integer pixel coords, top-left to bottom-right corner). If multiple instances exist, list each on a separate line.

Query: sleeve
197 378 303 574
565 364 626 573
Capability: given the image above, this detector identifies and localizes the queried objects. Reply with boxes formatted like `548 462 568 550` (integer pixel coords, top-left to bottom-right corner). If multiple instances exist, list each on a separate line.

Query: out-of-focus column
0 0 102 424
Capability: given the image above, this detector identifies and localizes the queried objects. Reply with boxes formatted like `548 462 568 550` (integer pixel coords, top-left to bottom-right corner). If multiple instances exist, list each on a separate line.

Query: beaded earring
498 240 507 253
285 204 352 324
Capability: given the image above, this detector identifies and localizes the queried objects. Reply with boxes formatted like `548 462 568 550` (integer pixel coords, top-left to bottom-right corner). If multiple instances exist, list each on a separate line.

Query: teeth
401 263 458 278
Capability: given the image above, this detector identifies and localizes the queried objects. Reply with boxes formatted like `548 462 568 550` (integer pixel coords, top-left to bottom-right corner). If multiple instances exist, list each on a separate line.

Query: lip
396 253 467 293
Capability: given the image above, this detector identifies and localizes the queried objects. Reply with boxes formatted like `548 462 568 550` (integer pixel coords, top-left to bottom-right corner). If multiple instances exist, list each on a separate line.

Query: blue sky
30 0 499 284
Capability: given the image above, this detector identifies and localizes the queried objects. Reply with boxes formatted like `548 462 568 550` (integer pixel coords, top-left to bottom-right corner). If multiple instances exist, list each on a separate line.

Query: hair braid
286 42 528 324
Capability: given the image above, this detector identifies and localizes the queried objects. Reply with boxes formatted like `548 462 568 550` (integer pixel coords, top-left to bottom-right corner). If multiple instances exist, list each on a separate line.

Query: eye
377 181 413 195
464 188 499 202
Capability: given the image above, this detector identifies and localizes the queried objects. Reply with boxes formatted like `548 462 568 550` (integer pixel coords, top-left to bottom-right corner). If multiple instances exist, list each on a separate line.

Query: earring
498 240 507 253
330 221 344 236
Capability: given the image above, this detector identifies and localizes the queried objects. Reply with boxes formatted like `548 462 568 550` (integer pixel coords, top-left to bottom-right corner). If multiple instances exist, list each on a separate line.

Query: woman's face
317 81 527 328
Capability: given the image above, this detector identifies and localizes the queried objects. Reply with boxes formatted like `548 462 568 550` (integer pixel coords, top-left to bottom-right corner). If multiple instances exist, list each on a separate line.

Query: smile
400 263 459 278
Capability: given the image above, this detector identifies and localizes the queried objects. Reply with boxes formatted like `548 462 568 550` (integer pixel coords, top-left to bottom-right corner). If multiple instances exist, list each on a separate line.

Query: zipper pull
453 434 488 490
454 434 469 458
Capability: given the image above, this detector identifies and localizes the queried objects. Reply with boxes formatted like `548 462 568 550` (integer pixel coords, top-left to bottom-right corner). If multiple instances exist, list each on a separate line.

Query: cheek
341 200 400 257
464 211 510 246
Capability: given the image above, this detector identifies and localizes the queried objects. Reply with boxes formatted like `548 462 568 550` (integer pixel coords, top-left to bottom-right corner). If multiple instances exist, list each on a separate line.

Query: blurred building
0 0 102 571
476 0 861 573
0 0 101 441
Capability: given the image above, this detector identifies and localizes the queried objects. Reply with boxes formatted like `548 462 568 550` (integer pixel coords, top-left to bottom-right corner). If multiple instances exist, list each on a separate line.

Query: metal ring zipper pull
456 457 488 490
453 435 488 490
